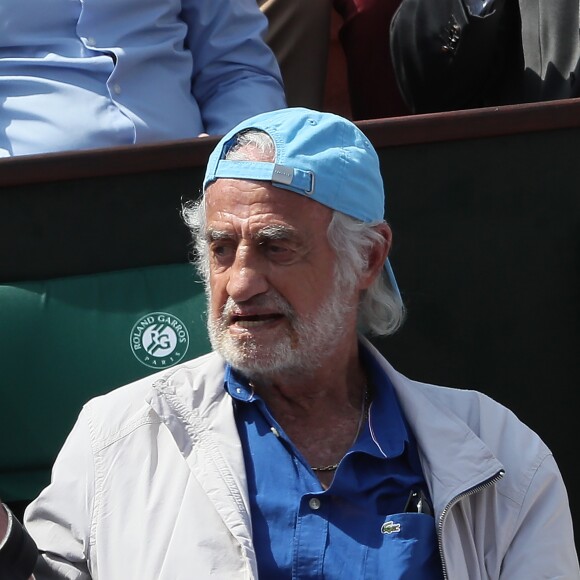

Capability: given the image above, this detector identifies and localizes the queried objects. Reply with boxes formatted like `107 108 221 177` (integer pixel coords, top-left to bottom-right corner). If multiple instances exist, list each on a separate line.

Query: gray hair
182 130 405 337
327 212 405 336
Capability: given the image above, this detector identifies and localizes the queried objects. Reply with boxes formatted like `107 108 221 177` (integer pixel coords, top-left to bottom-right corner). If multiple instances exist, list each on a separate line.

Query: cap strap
213 160 314 196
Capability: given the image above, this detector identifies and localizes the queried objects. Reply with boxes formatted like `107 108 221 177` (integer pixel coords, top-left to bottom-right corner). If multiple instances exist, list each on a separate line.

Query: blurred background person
258 0 408 119
0 0 286 157
390 0 580 113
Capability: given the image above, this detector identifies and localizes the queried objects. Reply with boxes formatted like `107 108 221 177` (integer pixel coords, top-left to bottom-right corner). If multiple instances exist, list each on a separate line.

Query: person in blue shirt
0 0 286 157
0 108 577 578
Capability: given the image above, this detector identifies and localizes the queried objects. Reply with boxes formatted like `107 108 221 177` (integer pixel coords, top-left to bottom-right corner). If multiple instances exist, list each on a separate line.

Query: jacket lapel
361 339 504 517
145 355 256 570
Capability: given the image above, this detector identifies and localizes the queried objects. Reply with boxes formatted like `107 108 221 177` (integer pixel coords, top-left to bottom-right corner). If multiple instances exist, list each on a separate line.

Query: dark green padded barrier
0 263 210 502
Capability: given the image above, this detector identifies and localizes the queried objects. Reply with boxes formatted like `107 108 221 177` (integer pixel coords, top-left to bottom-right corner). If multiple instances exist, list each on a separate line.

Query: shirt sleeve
180 0 287 135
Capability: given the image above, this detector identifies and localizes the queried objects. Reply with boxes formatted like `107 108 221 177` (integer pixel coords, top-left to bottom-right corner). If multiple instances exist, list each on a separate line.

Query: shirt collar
224 365 256 402
356 343 409 459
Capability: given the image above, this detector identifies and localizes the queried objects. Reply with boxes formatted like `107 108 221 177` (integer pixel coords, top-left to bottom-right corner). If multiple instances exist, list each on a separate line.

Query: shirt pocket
367 513 443 579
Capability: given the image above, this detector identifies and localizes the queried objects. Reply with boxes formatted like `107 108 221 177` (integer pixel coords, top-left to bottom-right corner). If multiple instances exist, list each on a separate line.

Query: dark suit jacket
390 0 580 113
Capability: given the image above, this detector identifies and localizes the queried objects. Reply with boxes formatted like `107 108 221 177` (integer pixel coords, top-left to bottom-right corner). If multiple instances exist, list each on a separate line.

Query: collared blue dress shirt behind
226 345 443 579
0 0 286 157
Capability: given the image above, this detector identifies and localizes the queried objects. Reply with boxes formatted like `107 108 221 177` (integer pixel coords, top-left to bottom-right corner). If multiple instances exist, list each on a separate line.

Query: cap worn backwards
203 107 400 299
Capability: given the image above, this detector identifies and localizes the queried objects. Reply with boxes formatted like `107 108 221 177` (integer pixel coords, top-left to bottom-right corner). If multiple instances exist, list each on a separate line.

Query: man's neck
247 337 369 487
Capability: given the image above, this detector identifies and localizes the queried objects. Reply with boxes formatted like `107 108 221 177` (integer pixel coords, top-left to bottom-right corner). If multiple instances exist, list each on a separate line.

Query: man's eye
267 244 287 254
211 244 233 259
263 243 294 261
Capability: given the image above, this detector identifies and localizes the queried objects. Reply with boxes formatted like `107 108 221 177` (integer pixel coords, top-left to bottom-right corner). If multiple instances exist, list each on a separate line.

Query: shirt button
308 498 321 510
112 84 122 95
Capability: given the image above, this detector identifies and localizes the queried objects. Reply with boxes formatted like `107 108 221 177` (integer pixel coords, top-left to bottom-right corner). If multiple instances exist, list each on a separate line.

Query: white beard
207 277 356 381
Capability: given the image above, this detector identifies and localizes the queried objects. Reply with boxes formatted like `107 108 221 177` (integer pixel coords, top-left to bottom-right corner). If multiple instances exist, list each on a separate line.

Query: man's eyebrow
254 224 297 241
206 229 235 242
205 225 298 242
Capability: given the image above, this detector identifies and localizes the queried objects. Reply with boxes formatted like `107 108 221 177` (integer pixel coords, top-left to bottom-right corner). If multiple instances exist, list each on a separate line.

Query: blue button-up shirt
0 0 285 157
226 346 443 579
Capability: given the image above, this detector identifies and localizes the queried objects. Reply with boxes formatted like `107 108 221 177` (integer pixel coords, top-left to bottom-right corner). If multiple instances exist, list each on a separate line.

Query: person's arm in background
258 0 331 111
0 411 96 580
181 0 287 136
0 503 38 580
389 0 510 113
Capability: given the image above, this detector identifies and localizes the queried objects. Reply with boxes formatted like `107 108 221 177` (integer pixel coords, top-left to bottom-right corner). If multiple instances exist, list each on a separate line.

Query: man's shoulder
80 351 224 445
367 341 539 446
85 351 219 404
400 374 553 486
365 338 552 466
392 373 557 507
406 376 548 450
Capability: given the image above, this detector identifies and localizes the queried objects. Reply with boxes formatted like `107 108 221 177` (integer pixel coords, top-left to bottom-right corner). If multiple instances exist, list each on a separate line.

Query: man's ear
359 223 392 290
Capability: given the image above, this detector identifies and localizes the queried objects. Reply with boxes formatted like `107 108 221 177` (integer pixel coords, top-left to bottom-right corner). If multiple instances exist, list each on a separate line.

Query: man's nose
225 246 269 302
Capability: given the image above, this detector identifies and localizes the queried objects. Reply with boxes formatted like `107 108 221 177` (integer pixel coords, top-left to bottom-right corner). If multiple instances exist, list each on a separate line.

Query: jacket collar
359 337 505 517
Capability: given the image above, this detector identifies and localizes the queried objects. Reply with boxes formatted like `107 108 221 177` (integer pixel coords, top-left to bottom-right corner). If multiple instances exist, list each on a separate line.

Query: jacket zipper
437 470 505 579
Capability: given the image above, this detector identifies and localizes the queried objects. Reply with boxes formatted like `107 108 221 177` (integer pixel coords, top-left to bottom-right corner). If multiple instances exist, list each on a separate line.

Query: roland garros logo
130 312 190 369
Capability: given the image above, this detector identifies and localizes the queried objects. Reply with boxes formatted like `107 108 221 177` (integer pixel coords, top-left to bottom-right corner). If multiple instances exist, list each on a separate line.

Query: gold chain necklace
311 387 369 473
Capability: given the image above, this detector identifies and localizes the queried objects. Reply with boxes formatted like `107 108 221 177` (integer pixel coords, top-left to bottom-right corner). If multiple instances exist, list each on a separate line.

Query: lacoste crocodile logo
381 520 401 534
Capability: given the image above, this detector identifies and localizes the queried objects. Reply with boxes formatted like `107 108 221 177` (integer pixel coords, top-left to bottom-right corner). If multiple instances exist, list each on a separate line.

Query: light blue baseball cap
203 107 400 300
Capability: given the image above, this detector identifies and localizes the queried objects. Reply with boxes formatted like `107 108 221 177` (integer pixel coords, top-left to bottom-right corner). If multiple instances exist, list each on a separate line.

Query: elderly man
0 108 578 578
